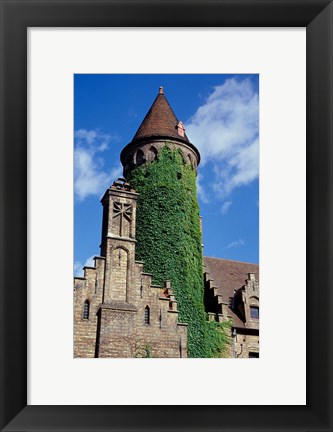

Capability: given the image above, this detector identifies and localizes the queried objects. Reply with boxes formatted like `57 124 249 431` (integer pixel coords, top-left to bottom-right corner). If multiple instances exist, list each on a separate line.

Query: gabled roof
203 256 259 329
131 87 190 143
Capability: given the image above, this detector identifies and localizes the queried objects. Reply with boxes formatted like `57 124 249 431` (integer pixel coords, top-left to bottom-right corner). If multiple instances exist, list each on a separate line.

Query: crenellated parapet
203 271 230 322
121 139 199 177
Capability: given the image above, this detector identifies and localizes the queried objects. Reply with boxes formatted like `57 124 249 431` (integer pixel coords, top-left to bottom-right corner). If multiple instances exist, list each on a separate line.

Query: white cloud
74 261 84 276
196 173 209 203
221 201 232 215
84 255 95 268
226 238 245 249
74 129 122 201
186 78 259 198
74 255 96 277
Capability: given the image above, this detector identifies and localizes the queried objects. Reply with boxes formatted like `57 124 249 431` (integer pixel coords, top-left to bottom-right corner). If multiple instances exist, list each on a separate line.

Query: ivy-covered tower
120 87 217 358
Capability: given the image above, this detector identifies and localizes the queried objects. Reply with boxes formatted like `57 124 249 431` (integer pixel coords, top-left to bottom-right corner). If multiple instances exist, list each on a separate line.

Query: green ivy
205 319 232 358
128 145 230 358
145 343 153 358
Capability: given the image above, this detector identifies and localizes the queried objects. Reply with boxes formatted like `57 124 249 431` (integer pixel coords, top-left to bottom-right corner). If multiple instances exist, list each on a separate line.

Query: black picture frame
1 1 332 431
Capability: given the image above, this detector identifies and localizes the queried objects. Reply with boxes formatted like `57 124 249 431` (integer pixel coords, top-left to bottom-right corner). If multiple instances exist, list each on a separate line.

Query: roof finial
159 86 164 94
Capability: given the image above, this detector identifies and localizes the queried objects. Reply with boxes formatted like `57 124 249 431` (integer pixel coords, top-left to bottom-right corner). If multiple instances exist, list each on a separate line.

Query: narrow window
250 306 259 319
83 300 90 320
136 149 145 165
144 306 150 325
149 146 158 161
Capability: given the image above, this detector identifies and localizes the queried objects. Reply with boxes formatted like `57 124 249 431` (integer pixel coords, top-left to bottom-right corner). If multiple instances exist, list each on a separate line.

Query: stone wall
74 178 258 359
204 269 259 358
232 331 260 358
74 259 188 358
74 179 188 358
74 256 105 358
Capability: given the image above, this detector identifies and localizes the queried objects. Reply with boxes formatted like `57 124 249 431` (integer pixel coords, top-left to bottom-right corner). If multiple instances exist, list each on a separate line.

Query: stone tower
74 86 258 359
74 178 188 358
99 179 138 304
120 87 209 358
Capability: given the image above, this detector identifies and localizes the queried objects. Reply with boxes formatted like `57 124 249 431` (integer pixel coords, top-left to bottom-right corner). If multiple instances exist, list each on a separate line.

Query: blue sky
74 74 259 275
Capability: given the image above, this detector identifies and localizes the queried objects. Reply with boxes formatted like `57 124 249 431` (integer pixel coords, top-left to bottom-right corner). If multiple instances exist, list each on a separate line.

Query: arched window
144 306 150 325
136 149 145 165
83 300 90 320
148 146 158 161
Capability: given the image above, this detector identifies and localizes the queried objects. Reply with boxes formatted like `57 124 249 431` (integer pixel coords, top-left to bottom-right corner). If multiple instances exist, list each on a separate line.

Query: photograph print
74 74 259 358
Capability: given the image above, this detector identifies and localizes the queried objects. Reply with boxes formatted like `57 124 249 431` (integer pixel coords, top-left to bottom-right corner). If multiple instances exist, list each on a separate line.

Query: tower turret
120 86 200 178
99 178 139 304
121 88 208 357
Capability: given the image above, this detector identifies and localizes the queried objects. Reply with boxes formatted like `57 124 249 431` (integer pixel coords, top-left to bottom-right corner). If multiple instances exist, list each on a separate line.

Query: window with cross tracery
113 202 132 237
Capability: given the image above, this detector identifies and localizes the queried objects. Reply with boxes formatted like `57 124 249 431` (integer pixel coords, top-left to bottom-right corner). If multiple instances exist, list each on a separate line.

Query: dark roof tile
131 87 190 143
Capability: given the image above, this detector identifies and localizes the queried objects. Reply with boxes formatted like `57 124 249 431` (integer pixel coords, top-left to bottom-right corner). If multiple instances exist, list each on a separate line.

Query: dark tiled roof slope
203 256 259 329
132 90 190 143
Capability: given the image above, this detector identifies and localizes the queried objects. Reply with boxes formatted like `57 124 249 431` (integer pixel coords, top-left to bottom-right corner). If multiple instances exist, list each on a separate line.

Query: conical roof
131 87 190 143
